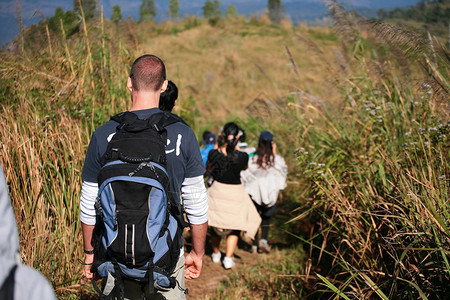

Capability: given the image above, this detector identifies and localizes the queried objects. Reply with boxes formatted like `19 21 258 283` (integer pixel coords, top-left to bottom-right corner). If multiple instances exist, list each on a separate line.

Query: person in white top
236 129 256 155
240 131 287 253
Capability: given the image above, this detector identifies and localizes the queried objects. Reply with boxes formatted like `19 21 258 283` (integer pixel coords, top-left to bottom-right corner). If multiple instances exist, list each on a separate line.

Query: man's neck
130 90 160 111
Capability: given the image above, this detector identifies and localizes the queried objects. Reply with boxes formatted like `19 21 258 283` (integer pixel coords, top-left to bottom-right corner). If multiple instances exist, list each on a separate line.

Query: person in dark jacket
159 80 178 112
206 122 261 269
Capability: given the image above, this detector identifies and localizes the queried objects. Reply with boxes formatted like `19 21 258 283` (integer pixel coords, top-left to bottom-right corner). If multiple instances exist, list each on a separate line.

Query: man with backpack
79 54 208 299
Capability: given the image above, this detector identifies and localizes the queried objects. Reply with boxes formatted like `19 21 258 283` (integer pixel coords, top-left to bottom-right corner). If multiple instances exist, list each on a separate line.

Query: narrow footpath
185 244 261 299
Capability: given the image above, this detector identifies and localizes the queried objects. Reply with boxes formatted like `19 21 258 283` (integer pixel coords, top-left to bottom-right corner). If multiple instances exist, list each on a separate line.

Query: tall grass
213 4 449 299
0 101 87 294
0 3 448 298
284 8 449 299
1 11 322 297
294 73 449 297
0 6 132 297
216 246 307 299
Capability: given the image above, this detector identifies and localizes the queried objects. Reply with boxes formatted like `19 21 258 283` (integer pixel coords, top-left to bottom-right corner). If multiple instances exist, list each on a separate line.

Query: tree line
46 0 285 34
377 0 449 25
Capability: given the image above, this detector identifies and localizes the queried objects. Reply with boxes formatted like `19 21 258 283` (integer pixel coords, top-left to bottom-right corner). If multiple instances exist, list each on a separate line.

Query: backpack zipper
114 209 118 231
128 162 146 177
128 162 160 181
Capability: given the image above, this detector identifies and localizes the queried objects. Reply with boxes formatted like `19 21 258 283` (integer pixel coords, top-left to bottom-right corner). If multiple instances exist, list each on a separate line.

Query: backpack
90 111 188 299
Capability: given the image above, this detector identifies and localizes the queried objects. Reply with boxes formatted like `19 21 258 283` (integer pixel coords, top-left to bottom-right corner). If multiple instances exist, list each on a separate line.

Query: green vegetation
377 0 450 37
268 0 284 25
111 5 122 24
215 2 449 298
203 0 222 25
139 0 157 22
0 1 448 299
378 0 449 25
225 5 239 19
73 0 98 20
290 46 449 297
167 0 180 20
216 246 307 298
47 7 79 35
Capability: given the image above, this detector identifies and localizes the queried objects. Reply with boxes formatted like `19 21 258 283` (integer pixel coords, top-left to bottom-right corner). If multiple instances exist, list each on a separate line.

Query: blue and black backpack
91 111 188 299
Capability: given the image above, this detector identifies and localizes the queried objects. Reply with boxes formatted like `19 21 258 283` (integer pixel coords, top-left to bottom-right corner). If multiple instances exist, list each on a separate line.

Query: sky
0 0 422 47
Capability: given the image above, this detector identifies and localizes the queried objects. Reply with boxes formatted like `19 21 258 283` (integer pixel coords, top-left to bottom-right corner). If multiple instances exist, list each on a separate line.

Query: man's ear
127 77 133 91
160 80 168 93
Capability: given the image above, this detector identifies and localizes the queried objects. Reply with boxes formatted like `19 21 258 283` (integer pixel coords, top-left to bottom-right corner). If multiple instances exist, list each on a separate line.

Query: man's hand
84 253 94 279
182 220 207 279
184 250 204 279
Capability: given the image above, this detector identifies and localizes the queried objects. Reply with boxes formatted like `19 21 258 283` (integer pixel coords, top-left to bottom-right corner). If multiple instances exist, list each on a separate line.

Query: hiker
236 129 256 156
206 122 261 269
200 131 216 167
0 163 56 299
159 80 178 112
241 131 287 253
200 131 216 187
79 54 208 299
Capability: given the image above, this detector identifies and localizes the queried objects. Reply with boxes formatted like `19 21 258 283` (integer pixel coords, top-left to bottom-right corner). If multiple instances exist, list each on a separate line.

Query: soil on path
185 241 261 300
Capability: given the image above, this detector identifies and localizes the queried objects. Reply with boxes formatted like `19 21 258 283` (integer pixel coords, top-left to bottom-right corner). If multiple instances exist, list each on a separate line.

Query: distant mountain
378 0 449 36
347 0 425 9
174 0 422 22
0 0 421 47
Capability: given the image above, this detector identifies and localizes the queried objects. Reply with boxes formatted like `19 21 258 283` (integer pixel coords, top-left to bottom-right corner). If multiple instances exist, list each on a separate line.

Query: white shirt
240 154 287 207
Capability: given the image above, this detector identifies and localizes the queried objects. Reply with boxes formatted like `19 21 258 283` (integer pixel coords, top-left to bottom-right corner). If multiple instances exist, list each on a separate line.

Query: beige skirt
207 181 261 240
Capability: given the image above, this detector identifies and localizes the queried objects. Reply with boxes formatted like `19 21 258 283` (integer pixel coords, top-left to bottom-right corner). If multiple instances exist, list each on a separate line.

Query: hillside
378 0 450 37
0 0 424 47
0 5 449 299
6 15 345 132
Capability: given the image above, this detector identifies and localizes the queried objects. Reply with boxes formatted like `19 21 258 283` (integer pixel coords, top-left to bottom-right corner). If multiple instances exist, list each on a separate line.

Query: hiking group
75 54 288 300
0 54 288 299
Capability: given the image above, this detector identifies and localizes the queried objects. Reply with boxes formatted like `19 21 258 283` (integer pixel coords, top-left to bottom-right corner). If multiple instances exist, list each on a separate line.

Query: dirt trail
185 246 260 299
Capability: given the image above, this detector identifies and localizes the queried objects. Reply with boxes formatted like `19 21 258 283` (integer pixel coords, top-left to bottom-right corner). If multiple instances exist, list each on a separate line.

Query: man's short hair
159 80 178 112
129 54 166 92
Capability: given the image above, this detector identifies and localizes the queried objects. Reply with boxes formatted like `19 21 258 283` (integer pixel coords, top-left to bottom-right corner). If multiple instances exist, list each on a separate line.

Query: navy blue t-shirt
81 108 205 201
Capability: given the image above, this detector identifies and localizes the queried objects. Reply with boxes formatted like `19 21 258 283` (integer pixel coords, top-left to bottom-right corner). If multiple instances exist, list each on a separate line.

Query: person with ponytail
241 131 287 253
206 122 261 269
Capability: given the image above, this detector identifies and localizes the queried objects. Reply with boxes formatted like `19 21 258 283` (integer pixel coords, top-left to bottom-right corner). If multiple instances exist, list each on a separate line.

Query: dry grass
0 14 345 297
0 6 448 298
127 20 343 125
0 101 87 293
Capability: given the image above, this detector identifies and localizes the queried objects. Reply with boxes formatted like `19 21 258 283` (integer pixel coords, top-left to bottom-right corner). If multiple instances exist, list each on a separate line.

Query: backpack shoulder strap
111 112 153 133
110 111 137 124
111 111 187 133
149 111 187 134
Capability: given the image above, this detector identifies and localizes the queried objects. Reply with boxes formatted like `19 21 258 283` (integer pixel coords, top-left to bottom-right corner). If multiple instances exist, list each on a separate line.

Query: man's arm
80 181 98 279
180 175 208 279
81 223 95 278
185 222 207 279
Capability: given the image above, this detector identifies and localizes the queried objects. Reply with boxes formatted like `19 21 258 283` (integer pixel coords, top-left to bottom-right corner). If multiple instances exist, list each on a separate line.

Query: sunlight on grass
0 2 448 298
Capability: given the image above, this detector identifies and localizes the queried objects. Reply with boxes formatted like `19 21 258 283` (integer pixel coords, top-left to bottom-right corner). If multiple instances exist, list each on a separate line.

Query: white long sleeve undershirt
79 181 98 225
79 176 208 225
180 175 208 225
